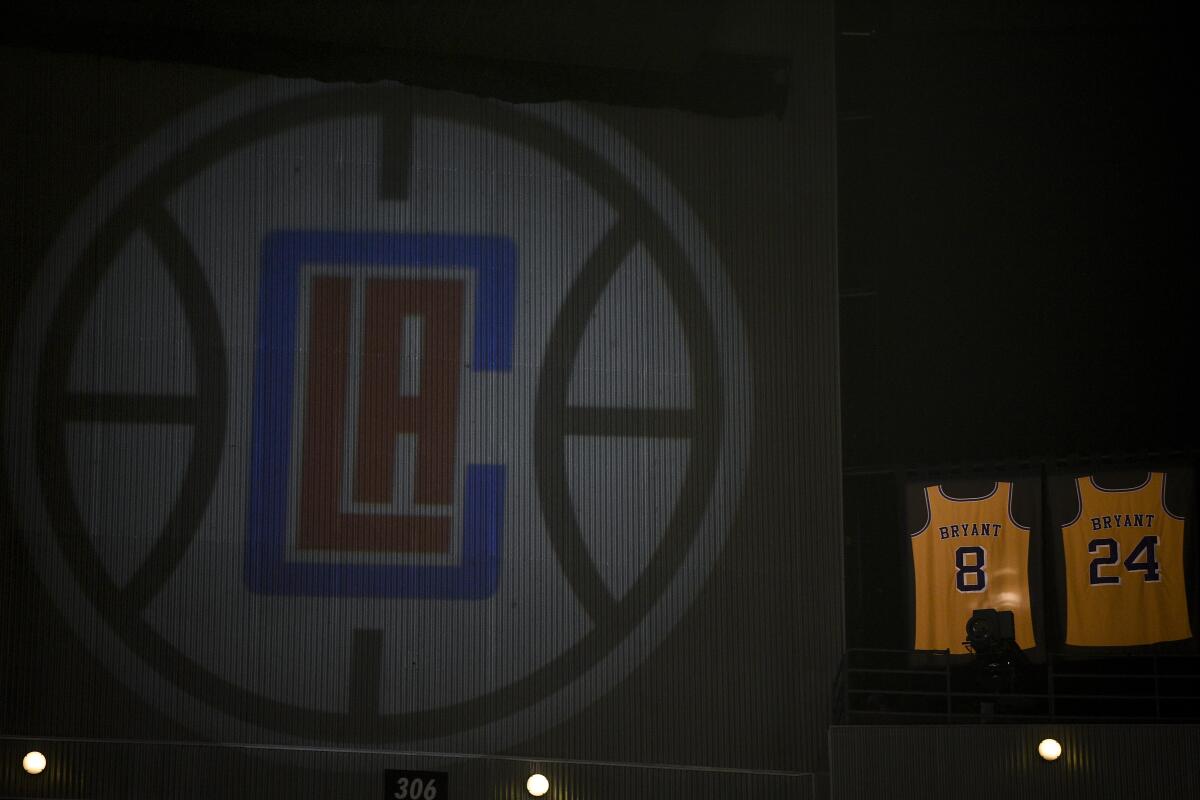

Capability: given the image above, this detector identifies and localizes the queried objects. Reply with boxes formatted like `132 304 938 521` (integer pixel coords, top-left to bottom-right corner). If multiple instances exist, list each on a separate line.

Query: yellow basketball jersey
1062 473 1192 647
911 482 1035 654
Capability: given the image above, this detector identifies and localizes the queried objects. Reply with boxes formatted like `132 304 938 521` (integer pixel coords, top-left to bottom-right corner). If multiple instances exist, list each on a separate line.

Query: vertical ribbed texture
830 724 1200 799
0 2 838 794
0 739 815 800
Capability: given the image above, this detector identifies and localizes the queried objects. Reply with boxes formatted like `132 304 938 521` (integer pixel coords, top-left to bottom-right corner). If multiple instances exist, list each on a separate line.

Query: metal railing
834 648 1200 724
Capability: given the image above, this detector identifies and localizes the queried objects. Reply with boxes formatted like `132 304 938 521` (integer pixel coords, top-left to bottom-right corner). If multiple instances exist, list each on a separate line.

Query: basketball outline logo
2 78 753 749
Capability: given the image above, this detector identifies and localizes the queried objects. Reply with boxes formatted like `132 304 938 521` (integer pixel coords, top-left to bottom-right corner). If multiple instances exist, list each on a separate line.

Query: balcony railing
834 648 1200 724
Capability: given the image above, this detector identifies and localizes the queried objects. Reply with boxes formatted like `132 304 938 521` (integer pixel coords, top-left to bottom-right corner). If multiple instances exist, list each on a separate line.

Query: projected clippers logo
3 79 751 749
248 233 514 598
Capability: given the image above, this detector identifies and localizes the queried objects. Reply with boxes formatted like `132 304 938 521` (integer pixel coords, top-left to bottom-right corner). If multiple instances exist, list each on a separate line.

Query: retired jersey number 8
955 546 987 593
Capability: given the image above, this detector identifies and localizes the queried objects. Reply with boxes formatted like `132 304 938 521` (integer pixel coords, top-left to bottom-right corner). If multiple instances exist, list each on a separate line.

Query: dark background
838 0 1194 467
1 0 1196 797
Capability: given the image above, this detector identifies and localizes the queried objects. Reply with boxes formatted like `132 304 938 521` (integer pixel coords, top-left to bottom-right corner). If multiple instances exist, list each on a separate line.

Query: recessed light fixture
23 751 47 775
1038 738 1062 762
526 773 549 796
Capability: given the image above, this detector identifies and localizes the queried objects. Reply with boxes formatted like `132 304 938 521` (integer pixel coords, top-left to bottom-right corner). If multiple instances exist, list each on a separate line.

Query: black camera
964 608 1027 690
964 608 1016 653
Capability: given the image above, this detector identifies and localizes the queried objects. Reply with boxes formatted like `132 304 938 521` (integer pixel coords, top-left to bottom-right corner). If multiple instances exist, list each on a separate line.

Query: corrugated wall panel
830 724 1200 800
0 3 838 794
0 737 814 800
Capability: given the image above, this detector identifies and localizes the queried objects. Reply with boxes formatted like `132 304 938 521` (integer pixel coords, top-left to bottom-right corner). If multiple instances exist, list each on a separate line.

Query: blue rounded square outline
245 231 516 598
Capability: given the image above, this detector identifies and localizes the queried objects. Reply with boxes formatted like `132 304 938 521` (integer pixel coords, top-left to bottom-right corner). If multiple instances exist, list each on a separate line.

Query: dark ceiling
6 1 1182 117
4 0 803 115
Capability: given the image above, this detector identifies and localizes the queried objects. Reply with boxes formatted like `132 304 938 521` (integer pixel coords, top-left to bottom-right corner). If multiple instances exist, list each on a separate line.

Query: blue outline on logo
246 231 516 599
